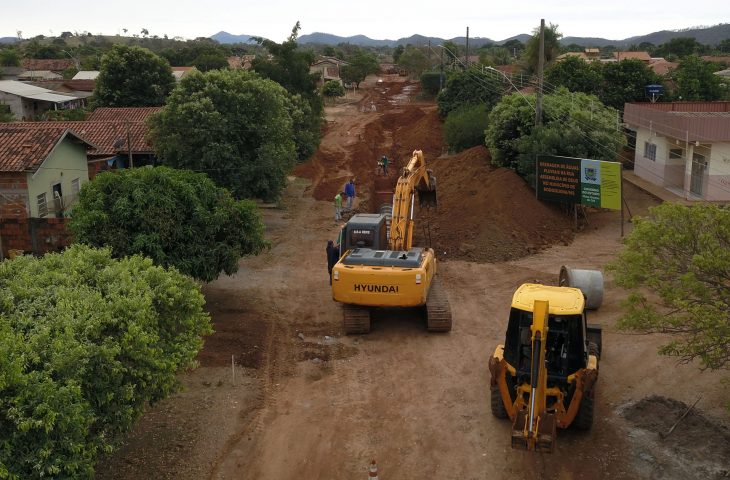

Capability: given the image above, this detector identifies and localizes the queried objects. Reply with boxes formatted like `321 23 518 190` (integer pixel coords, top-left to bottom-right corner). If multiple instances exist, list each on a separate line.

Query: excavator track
342 304 371 334
426 280 452 332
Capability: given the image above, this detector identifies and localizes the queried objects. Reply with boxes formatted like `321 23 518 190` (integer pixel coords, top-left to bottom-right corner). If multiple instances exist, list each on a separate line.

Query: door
690 153 707 197
52 183 63 218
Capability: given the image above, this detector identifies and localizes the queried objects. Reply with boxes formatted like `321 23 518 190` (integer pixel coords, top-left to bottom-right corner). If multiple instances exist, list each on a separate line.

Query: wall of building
27 138 89 217
634 128 668 187
704 142 730 201
0 217 72 259
0 172 30 219
0 92 24 119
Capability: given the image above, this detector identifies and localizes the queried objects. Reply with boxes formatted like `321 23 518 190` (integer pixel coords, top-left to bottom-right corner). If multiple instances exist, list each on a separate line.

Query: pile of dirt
621 395 730 479
413 146 574 262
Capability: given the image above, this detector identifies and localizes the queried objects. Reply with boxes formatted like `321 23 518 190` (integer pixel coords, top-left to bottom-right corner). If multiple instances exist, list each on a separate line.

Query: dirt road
97 76 729 480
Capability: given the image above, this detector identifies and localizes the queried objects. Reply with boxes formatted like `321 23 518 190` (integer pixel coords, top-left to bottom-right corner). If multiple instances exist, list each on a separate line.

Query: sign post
536 155 623 231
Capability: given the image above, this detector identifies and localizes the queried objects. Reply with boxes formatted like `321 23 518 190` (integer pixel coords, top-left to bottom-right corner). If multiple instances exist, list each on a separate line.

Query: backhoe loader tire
490 388 508 419
426 280 452 332
573 393 595 431
343 305 371 334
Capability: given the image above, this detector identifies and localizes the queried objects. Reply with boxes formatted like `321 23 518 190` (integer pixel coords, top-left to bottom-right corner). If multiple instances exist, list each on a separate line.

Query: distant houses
0 80 83 120
0 125 92 258
309 57 349 85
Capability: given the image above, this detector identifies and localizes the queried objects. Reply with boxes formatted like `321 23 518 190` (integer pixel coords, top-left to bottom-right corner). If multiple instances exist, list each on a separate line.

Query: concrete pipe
559 266 604 310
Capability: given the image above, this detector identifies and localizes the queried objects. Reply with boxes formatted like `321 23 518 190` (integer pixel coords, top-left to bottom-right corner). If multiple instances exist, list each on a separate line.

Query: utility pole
126 120 134 168
439 45 444 92
534 19 545 127
465 26 470 68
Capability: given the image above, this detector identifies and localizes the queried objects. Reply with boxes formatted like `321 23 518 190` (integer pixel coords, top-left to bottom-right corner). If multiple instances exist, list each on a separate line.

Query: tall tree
607 203 730 371
544 56 602 96
397 46 431 78
486 88 625 184
523 23 562 73
251 22 322 162
148 69 297 201
70 167 267 282
436 67 503 117
675 55 727 101
94 45 175 107
598 59 663 109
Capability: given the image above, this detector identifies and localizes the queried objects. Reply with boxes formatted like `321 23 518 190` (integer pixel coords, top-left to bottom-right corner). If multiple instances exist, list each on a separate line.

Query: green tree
397 46 431 78
94 44 175 107
149 69 297 201
675 55 727 101
420 71 442 95
442 41 461 63
523 23 562 73
192 52 229 71
0 245 211 478
598 59 663 109
340 49 379 87
0 48 21 66
544 56 602 96
70 167 266 282
321 80 346 103
655 37 706 59
486 88 625 183
607 203 730 370
444 103 490 152
251 22 322 162
392 44 405 63
436 67 503 117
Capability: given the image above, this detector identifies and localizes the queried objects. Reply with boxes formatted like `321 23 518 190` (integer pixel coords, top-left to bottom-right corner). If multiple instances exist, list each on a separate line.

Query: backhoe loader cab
489 283 602 453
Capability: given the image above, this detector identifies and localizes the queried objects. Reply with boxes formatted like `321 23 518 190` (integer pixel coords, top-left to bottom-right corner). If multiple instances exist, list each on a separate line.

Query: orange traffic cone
369 459 379 480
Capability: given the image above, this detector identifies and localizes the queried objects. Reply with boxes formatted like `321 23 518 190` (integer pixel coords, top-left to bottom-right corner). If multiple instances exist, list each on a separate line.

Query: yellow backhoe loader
331 150 451 334
488 272 603 452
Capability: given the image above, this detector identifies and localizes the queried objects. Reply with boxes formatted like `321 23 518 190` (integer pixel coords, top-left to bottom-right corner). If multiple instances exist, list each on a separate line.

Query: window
644 141 657 161
669 148 684 160
37 193 48 217
71 178 80 195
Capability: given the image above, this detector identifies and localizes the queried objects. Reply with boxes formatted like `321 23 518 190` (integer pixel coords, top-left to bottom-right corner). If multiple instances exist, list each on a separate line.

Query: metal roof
0 80 80 103
72 70 99 80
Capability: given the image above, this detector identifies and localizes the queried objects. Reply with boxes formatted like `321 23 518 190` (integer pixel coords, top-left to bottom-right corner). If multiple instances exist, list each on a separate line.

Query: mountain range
211 23 729 48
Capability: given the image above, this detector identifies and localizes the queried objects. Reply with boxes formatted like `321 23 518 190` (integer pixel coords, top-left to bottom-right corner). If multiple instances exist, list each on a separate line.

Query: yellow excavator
488 279 603 452
331 150 451 334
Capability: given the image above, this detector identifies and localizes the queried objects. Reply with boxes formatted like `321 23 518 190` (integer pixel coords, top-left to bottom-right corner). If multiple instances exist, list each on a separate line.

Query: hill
211 24 729 48
0 37 18 44
210 31 255 44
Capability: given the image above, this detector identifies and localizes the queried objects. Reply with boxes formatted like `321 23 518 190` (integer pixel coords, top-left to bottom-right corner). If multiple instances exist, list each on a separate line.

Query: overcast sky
2 0 728 42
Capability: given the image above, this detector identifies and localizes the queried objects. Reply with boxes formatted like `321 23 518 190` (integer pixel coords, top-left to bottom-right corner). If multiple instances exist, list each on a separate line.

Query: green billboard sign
536 155 622 210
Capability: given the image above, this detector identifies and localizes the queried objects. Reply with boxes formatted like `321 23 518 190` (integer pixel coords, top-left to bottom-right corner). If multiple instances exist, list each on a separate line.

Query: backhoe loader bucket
511 410 556 453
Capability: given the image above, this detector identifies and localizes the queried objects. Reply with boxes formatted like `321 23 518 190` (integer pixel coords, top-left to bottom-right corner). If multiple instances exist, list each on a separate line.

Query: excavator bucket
511 410 556 453
416 178 437 208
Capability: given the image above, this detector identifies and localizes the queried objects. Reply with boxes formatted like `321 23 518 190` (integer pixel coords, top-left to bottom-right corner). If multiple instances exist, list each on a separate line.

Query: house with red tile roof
612 51 652 63
0 125 94 257
171 66 196 81
21 58 76 73
86 107 162 123
2 108 160 178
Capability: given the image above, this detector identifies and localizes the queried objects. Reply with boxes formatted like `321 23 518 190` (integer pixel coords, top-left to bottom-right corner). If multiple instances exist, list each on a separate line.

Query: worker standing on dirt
326 240 336 284
381 155 389 176
334 191 343 221
344 179 356 209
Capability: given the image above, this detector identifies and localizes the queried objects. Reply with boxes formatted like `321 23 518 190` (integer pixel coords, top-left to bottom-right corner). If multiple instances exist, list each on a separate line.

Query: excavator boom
389 150 436 251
